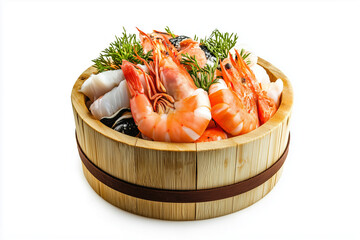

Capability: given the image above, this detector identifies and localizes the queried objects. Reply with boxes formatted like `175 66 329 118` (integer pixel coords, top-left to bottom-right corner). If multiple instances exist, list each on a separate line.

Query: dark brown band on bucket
76 132 290 203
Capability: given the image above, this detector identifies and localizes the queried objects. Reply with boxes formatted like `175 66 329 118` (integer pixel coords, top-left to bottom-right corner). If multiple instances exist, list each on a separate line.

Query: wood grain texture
195 140 237 219
71 57 293 220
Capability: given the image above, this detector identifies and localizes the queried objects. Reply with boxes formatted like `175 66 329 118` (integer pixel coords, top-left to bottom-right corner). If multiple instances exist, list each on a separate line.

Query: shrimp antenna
133 45 155 76
162 37 182 66
136 27 155 48
233 49 260 93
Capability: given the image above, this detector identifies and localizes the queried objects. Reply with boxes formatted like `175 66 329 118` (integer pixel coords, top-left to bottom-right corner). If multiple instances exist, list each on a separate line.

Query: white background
1 0 360 239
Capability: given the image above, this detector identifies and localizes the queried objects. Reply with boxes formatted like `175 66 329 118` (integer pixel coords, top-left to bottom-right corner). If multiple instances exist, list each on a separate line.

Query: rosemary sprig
92 27 152 72
165 26 176 38
181 53 219 92
200 29 238 60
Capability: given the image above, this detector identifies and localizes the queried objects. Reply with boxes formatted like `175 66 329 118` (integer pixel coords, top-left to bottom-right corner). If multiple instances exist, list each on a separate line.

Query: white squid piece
251 64 271 85
262 79 284 107
89 64 149 120
251 64 283 107
80 69 125 101
90 80 130 120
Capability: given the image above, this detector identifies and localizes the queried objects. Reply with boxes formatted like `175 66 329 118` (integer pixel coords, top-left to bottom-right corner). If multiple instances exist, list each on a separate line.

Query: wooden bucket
71 57 293 220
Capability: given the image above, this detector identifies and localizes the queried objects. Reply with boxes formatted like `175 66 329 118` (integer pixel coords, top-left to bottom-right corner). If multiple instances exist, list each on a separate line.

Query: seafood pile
80 27 283 143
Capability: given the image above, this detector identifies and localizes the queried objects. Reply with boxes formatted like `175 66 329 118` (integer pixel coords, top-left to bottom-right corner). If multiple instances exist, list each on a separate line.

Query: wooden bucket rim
71 57 293 151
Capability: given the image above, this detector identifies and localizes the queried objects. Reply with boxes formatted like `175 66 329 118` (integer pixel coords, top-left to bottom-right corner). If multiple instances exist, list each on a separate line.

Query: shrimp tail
121 60 144 97
233 49 277 124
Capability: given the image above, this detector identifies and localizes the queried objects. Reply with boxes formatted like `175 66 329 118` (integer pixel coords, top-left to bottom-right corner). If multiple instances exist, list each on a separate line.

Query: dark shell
100 108 140 137
199 45 215 59
169 35 190 50
100 108 131 128
200 45 217 64
113 117 140 137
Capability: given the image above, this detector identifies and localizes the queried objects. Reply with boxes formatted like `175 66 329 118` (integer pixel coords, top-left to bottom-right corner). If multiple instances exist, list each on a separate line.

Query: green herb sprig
181 54 219 92
165 26 176 38
239 48 252 65
92 27 152 72
200 29 238 60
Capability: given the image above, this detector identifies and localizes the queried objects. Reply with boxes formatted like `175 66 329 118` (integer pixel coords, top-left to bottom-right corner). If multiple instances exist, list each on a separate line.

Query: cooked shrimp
233 49 277 124
139 30 174 54
195 127 227 142
209 77 259 136
139 30 208 70
122 33 211 142
178 38 207 68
